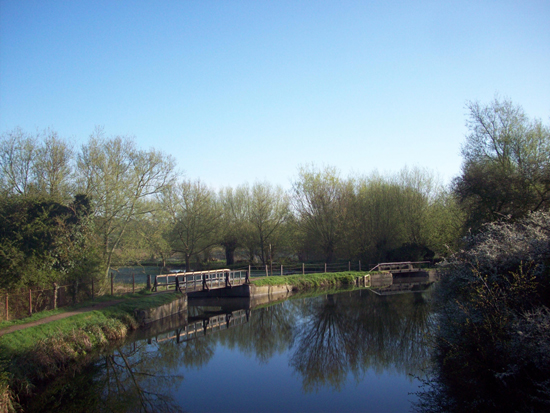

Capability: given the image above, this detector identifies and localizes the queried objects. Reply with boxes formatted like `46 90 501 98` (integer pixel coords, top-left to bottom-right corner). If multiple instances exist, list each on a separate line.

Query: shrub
419 212 550 412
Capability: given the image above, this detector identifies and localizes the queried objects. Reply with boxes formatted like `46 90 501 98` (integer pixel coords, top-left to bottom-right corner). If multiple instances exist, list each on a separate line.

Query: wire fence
0 271 149 322
240 260 369 278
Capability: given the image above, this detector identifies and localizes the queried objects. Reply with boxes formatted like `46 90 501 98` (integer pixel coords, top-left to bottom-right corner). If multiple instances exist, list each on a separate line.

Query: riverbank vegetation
417 212 550 412
0 291 181 411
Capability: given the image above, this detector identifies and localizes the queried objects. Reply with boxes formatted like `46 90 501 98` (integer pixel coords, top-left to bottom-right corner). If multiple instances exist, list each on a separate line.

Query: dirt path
0 300 124 337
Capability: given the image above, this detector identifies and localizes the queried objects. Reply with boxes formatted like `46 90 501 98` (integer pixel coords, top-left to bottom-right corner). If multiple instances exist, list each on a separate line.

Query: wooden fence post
359 260 361 271
280 265 283 276
265 265 268 277
53 283 58 310
29 289 32 316
111 272 114 296
73 280 78 305
302 263 305 274
348 261 351 272
324 263 327 273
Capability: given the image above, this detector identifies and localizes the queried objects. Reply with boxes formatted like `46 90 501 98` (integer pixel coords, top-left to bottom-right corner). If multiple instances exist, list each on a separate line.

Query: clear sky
1 0 549 190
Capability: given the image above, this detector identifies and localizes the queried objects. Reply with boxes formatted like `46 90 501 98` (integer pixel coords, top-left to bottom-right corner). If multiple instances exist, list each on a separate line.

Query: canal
25 279 435 412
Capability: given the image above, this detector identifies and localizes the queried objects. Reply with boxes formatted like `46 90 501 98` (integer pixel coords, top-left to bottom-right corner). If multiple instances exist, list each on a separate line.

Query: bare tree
0 127 38 196
77 129 176 280
34 129 74 201
0 128 74 200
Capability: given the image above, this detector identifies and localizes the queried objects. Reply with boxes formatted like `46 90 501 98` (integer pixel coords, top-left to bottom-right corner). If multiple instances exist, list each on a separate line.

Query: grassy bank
0 291 182 412
250 271 371 289
0 293 129 330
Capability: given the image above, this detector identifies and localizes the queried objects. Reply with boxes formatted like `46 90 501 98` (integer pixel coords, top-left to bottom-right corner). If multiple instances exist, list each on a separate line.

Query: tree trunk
324 241 335 264
225 245 235 265
222 239 237 266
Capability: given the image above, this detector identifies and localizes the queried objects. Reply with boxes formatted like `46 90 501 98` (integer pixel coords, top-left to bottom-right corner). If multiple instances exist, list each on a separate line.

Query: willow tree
247 182 291 265
218 185 249 265
134 201 173 270
163 179 221 272
292 165 346 263
345 175 404 264
77 130 176 280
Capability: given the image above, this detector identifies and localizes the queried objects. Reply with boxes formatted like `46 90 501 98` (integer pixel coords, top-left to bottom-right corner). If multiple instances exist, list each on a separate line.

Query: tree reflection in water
290 294 358 391
218 300 296 363
25 336 208 412
24 288 433 411
289 290 433 392
99 344 184 413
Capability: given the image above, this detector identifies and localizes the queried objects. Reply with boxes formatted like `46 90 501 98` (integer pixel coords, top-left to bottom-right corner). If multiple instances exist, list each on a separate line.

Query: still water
28 279 434 413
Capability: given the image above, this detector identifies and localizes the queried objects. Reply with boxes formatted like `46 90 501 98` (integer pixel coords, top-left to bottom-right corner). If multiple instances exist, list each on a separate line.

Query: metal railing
369 261 431 272
154 309 249 343
243 260 367 278
152 269 248 292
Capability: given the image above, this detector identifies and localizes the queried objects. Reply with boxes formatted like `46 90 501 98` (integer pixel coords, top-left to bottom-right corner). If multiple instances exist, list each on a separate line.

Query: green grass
0 291 178 355
0 284 154 330
0 293 124 330
0 290 184 405
251 271 368 288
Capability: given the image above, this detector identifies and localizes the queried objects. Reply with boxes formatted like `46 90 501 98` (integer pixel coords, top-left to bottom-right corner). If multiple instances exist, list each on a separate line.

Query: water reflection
98 344 184 413
25 279 435 412
223 300 296 364
26 341 185 413
290 293 358 391
290 289 433 392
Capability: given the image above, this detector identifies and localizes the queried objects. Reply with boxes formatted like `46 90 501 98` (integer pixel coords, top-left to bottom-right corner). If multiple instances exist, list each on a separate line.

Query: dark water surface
28 281 434 413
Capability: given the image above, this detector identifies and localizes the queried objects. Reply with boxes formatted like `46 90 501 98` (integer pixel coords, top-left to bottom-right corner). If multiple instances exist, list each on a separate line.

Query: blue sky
1 0 549 189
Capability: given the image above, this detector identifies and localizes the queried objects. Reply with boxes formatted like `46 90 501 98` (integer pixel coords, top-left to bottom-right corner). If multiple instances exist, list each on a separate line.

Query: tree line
1 97 548 293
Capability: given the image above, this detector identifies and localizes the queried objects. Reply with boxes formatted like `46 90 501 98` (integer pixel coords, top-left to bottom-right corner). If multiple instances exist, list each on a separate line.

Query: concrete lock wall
186 284 293 299
135 294 188 325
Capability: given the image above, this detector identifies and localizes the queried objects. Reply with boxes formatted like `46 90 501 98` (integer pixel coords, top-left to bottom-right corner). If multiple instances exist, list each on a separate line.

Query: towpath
0 299 124 337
